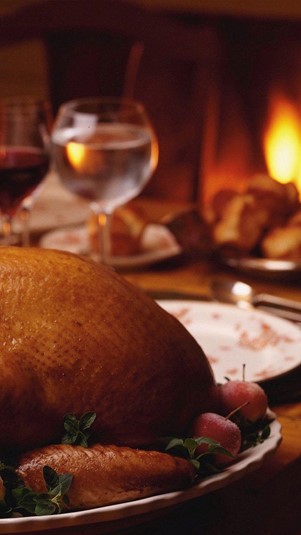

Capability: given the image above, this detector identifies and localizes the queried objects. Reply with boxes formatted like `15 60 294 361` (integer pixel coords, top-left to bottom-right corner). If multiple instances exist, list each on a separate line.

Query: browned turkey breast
0 247 216 454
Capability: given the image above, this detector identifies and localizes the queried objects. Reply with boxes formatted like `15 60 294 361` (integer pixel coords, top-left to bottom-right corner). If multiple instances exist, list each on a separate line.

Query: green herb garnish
61 412 96 447
163 436 234 476
0 412 96 518
240 418 271 451
0 465 73 517
162 413 272 478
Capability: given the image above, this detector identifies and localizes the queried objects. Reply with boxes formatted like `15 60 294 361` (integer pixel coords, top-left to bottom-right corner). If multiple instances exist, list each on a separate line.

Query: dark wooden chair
0 0 222 201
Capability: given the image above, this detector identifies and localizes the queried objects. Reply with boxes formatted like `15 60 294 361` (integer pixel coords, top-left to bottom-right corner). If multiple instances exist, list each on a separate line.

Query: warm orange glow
263 93 301 193
150 136 159 174
66 140 104 174
66 141 86 169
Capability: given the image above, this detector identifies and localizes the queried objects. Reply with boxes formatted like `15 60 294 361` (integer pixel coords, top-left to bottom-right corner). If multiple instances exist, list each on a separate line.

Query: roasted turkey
0 246 216 455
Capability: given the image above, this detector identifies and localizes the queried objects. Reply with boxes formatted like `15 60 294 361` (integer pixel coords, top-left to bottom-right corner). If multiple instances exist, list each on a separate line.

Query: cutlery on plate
210 278 301 323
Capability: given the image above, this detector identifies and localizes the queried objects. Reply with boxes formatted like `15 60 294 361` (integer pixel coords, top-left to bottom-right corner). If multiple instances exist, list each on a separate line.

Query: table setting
0 95 301 535
35 177 182 269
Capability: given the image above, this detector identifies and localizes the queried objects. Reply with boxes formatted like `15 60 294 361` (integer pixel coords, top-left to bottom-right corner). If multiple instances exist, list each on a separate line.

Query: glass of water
51 97 158 263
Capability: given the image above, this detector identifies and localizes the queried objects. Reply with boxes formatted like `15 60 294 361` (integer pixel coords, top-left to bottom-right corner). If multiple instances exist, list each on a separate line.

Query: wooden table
11 198 301 535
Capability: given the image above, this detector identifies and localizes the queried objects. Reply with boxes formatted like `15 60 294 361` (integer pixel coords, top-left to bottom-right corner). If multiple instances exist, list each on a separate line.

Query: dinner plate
157 301 301 383
221 254 301 278
0 415 281 534
40 224 182 269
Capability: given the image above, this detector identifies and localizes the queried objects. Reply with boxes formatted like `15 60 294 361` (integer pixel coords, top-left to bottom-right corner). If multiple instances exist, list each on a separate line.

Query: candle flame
263 92 301 194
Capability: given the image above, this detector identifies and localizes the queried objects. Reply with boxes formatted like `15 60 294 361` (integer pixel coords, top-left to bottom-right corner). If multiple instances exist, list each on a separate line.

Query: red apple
218 380 268 422
190 412 242 467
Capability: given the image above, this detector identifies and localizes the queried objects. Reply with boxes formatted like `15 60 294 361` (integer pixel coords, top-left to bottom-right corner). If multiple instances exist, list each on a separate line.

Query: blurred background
1 0 301 205
2 0 301 103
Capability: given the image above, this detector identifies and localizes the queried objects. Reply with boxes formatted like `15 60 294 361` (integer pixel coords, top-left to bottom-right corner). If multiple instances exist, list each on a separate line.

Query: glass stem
1 213 13 245
91 209 112 264
19 205 31 247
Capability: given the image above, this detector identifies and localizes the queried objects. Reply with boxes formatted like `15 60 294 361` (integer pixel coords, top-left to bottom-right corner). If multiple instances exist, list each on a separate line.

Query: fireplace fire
198 15 301 206
264 91 301 194
193 14 301 261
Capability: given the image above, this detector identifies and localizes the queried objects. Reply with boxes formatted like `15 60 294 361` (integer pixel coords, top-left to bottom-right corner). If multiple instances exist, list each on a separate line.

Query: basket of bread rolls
204 174 301 260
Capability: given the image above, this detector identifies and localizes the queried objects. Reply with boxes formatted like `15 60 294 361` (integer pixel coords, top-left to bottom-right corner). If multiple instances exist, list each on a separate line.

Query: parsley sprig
61 412 96 447
240 418 271 451
163 436 234 476
0 464 73 517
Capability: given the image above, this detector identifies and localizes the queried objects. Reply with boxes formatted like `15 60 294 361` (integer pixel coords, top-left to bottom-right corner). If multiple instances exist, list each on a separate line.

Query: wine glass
0 97 51 245
51 97 158 263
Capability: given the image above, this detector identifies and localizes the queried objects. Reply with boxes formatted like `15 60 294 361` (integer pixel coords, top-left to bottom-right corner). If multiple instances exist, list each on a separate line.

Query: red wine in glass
0 97 51 245
0 146 49 216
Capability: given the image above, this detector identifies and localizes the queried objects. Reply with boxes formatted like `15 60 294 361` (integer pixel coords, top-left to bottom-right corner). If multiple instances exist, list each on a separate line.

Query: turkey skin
0 247 216 453
16 443 196 509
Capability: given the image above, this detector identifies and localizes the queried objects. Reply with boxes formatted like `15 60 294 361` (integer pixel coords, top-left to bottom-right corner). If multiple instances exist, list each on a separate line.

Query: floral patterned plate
157 300 301 383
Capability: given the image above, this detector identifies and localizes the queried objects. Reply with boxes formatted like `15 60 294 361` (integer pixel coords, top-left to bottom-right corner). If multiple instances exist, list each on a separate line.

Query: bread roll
261 209 301 259
261 226 301 259
0 247 216 454
208 176 301 256
212 193 267 252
